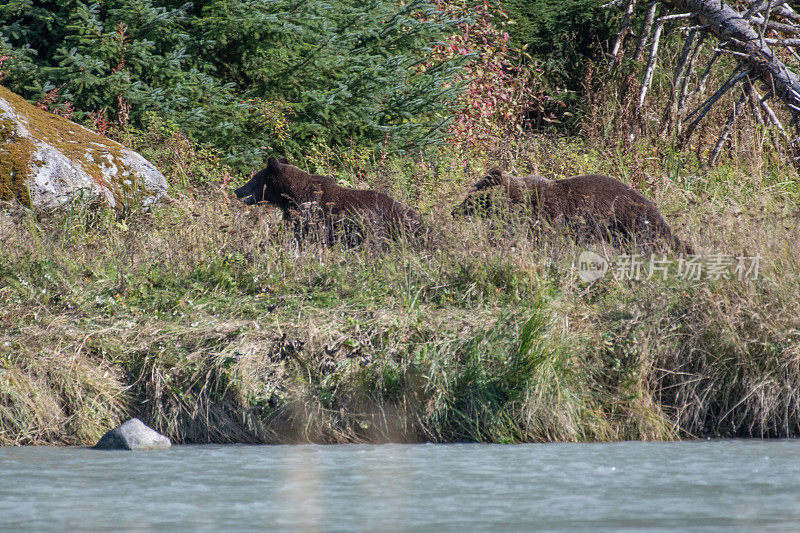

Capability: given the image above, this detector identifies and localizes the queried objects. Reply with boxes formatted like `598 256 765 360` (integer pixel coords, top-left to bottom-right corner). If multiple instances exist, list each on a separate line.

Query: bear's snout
451 202 468 218
452 193 489 218
235 182 257 204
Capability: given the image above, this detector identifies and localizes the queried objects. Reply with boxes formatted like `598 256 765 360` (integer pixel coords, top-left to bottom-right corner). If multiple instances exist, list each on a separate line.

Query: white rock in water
0 85 167 210
93 418 171 451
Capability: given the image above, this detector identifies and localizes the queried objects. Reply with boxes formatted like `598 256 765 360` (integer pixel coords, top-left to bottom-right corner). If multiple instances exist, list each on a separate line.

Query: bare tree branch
785 45 800 64
744 0 797 23
634 2 660 62
685 65 751 121
668 0 800 116
754 87 790 138
710 82 751 165
682 65 751 143
609 0 637 70
607 0 800 159
759 1 772 49
750 18 800 35
678 30 707 114
661 28 700 135
630 19 666 142
685 48 721 103
748 77 765 124
765 38 800 47
714 48 752 59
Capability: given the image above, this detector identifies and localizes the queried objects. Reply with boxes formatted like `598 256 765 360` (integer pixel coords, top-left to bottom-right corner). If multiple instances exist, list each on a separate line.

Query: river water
1 440 799 532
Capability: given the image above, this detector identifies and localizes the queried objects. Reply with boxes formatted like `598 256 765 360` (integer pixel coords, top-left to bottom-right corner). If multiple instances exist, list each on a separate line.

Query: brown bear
453 168 693 253
235 157 421 241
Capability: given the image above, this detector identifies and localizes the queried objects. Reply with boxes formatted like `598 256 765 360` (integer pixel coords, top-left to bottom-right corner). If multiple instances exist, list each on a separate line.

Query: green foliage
1 0 248 155
0 0 465 167
195 0 465 157
126 112 234 189
497 0 613 121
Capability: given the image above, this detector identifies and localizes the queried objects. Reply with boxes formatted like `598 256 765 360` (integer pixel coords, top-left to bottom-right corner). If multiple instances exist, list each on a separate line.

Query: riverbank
1 136 799 445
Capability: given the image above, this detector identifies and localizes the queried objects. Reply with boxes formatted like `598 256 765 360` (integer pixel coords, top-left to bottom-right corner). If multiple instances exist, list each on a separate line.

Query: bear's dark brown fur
453 168 693 253
235 157 421 240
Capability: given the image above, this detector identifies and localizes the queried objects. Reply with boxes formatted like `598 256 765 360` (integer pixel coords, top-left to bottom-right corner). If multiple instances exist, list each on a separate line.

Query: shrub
498 0 614 127
431 0 550 150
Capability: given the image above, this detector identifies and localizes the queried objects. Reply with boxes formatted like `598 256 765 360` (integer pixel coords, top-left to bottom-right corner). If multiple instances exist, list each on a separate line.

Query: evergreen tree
195 0 465 157
0 0 465 166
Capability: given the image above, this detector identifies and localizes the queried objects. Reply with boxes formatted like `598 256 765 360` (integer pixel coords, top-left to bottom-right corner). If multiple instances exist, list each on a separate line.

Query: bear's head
235 156 290 206
471 168 506 191
451 168 506 217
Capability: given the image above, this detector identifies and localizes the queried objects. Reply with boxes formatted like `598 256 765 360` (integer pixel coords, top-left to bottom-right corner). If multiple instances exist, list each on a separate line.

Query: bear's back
493 175 547 204
288 173 420 232
556 174 653 205
551 174 674 238
547 174 656 217
334 187 420 225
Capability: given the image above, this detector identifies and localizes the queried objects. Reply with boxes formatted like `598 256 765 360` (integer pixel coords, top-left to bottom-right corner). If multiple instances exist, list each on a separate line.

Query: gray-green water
1 440 799 532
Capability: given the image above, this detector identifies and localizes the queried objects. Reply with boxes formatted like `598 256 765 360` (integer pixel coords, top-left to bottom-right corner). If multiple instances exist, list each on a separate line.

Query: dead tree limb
667 0 800 119
660 28 699 135
604 0 800 159
748 77 765 124
745 0 798 23
629 17 666 142
714 48 752 59
710 82 751 165
685 48 721 104
677 30 708 132
609 0 637 70
765 38 800 47
685 65 750 122
786 45 800 65
634 2 660 62
759 1 773 48
751 18 800 35
755 87 790 138
682 65 751 143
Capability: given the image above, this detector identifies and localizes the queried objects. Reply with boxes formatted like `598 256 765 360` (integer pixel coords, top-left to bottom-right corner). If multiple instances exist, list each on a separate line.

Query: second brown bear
453 168 693 254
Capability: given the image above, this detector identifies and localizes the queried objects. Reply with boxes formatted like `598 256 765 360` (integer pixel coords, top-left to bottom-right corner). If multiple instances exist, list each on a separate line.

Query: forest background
1 1 799 445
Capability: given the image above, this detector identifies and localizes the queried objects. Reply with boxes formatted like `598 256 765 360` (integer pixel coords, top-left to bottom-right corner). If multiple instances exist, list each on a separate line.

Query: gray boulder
0 85 168 210
93 418 171 450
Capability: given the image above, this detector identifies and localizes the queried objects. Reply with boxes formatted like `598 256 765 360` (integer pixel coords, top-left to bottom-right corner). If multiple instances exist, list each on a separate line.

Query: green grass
0 135 799 445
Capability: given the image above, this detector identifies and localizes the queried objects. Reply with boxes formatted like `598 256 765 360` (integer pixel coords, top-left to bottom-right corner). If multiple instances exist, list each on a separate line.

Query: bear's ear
278 157 290 165
267 156 282 173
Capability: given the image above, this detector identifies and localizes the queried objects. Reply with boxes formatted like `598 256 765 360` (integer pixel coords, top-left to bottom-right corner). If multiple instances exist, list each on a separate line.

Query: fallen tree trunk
610 0 800 158
665 0 800 116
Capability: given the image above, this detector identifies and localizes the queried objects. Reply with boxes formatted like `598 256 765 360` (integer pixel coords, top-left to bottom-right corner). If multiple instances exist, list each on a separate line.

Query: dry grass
4 27 799 446
0 125 798 445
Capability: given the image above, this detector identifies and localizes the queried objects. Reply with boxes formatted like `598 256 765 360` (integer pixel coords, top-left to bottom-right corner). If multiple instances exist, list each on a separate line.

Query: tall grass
3 25 799 445
1 126 798 444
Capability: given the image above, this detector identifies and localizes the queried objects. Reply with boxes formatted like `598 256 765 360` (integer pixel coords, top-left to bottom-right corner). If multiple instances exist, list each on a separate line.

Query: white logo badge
578 251 609 282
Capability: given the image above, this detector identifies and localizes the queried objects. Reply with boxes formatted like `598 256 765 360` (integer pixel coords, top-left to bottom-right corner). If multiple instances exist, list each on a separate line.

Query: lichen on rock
0 115 34 206
0 85 167 210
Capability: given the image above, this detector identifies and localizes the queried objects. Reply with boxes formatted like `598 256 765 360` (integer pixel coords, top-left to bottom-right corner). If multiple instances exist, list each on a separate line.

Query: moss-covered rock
0 86 167 209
